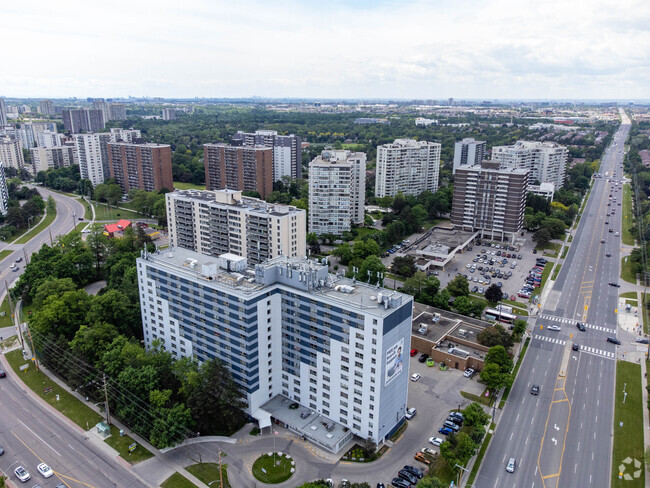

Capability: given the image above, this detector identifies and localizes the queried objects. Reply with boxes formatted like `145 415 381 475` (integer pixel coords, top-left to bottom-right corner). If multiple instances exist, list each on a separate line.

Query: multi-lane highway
0 356 149 488
476 111 631 488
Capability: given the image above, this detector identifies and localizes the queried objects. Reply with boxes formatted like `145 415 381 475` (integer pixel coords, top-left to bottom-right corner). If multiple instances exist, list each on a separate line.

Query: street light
72 212 76 231
27 216 34 229
454 464 473 487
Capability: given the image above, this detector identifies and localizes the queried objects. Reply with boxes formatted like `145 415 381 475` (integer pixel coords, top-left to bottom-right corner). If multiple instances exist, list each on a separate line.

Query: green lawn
500 338 530 407
621 256 636 284
4 349 103 430
11 208 57 245
622 184 635 246
160 473 198 488
561 246 569 259
611 361 645 488
104 425 154 464
0 249 12 262
621 291 637 299
173 181 206 190
354 227 379 241
461 389 492 406
341 143 366 151
540 262 555 289
186 463 230 488
79 197 93 220
251 454 294 484
643 293 650 335
92 202 146 221
0 296 14 328
466 423 495 486
552 264 561 280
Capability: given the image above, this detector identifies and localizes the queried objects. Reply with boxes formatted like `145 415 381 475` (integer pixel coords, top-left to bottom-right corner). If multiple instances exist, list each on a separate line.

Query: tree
513 319 527 337
463 402 490 429
32 278 77 309
306 233 321 255
479 362 512 394
477 325 514 349
391 255 416 277
453 296 474 316
332 243 353 266
187 359 246 435
149 389 193 448
455 432 478 462
69 322 119 365
416 477 446 488
484 345 514 373
532 227 552 248
86 289 141 337
353 255 386 286
30 289 92 340
446 274 469 297
484 284 503 305
439 438 458 467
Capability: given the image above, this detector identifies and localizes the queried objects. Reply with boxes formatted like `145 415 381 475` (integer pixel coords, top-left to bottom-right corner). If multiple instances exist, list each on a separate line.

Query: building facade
0 162 9 215
167 189 306 264
0 127 33 150
39 100 55 116
491 141 568 191
62 109 105 134
74 133 112 186
453 138 487 174
162 108 176 120
0 136 25 170
31 146 76 173
451 162 529 241
0 98 6 127
203 143 274 198
109 128 142 143
109 104 127 121
107 142 174 193
137 250 412 451
309 150 366 236
93 100 111 123
231 130 302 181
36 130 63 148
375 139 441 197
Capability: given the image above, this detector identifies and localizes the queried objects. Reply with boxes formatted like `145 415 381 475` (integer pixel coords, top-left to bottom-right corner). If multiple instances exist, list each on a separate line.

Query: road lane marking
54 472 97 488
11 432 70 487
17 419 61 456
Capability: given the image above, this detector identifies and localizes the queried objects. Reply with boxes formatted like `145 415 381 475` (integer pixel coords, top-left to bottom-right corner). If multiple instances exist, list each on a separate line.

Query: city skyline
2 0 648 100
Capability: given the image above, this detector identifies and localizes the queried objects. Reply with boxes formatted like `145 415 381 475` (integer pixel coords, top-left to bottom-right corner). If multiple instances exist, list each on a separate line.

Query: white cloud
2 0 649 98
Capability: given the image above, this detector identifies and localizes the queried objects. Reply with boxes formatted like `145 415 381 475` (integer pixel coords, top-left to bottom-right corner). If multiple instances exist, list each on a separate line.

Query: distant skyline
3 0 649 100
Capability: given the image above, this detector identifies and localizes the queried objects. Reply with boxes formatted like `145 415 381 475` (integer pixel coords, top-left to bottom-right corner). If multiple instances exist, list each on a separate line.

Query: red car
410 349 417 357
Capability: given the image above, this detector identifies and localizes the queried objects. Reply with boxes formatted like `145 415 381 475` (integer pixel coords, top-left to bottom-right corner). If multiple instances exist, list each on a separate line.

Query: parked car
398 469 418 485
402 466 424 479
410 373 421 382
414 452 430 464
449 411 464 421
405 407 417 420
410 349 417 357
421 447 437 455
418 353 429 363
446 416 463 426
438 427 453 436
14 466 30 483
443 420 460 432
429 437 443 446
463 368 475 378
390 478 410 488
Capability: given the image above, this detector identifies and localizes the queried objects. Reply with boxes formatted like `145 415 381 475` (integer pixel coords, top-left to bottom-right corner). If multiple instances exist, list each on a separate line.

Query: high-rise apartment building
308 149 366 236
491 141 568 191
36 130 63 148
0 137 25 170
62 109 105 134
453 138 487 174
93 100 111 124
0 127 33 150
107 142 173 193
167 189 306 264
232 130 302 181
31 145 76 173
451 161 529 241
39 100 55 116
137 249 412 452
162 108 176 120
109 104 126 121
0 98 6 127
74 133 111 186
109 128 141 143
0 162 9 215
375 139 441 198
203 144 274 198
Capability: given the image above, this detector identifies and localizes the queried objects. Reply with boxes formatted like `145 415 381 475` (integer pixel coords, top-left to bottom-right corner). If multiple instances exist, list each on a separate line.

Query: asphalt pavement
475 113 631 488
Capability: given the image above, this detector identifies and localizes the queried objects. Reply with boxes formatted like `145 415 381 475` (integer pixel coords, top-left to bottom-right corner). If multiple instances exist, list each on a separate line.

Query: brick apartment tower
107 142 174 193
203 143 273 198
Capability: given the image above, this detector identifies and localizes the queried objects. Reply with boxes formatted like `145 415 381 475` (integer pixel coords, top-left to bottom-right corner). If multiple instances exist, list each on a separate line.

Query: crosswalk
532 334 615 360
538 314 615 333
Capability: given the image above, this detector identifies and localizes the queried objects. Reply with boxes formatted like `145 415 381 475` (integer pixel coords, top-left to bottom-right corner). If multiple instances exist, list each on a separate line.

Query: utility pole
22 247 29 265
26 327 39 371
103 374 111 425
48 228 53 246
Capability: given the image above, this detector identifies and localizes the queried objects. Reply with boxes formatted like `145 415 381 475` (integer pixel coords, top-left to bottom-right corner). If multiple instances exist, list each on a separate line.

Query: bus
485 308 516 325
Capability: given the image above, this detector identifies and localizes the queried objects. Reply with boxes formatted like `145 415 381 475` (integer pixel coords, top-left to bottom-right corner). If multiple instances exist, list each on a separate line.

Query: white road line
516 413 520 422
17 419 61 456
578 441 581 451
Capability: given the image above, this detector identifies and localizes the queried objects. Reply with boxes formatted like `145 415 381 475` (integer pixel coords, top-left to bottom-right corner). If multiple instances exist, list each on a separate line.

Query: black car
402 465 424 479
636 339 649 344
446 416 463 426
391 478 410 488
572 343 579 351
531 385 540 395
0 369 5 378
418 353 429 363
607 337 622 345
576 322 586 332
608 282 621 287
398 470 418 485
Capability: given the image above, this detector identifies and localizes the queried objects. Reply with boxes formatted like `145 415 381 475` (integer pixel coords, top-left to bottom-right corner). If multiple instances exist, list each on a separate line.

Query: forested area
0 182 51 240
13 228 246 448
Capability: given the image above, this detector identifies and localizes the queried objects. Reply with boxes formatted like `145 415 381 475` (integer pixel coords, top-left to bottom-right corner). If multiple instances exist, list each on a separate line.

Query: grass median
621 256 636 284
161 473 198 488
466 422 496 486
611 361 645 488
0 250 12 262
4 349 102 430
0 296 13 328
622 184 635 246
104 424 154 464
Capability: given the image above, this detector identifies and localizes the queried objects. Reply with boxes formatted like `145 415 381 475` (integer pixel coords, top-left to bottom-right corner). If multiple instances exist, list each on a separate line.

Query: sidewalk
0 345 212 488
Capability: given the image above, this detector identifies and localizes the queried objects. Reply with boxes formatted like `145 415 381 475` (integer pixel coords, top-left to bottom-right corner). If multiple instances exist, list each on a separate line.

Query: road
0 358 149 488
0 187 86 295
475 112 631 488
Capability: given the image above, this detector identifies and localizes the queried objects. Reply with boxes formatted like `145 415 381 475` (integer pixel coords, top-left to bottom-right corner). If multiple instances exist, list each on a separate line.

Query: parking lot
396 355 486 463
431 234 548 306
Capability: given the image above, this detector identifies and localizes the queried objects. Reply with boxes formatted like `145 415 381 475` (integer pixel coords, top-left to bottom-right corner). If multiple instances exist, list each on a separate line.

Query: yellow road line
551 399 569 404
54 472 97 488
542 473 560 479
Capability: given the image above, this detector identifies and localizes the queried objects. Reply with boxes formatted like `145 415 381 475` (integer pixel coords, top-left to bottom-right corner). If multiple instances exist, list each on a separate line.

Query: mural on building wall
385 338 404 386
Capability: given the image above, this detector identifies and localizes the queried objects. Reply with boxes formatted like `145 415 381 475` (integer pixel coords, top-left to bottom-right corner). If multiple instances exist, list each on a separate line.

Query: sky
2 0 649 100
